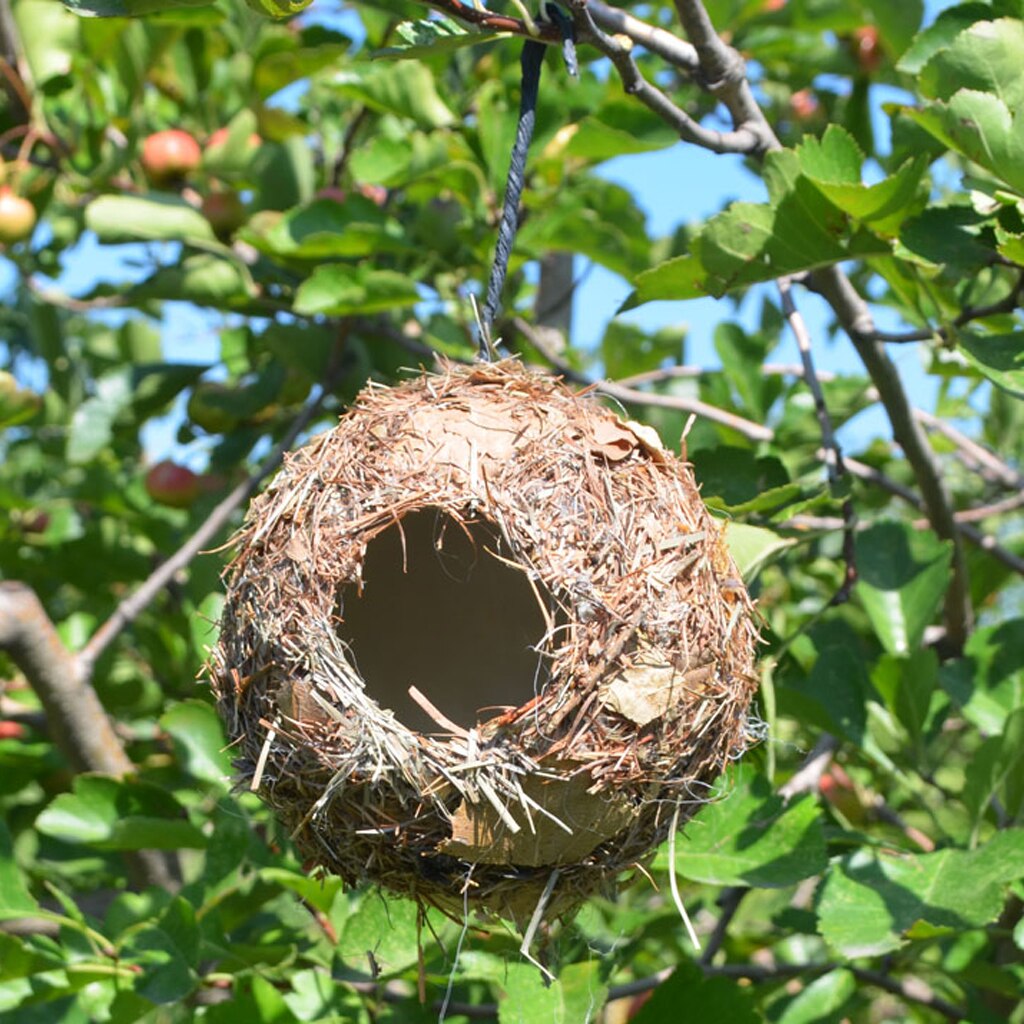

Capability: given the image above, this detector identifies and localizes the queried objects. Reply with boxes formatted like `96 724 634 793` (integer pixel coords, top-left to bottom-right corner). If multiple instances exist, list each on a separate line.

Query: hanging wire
478 5 577 360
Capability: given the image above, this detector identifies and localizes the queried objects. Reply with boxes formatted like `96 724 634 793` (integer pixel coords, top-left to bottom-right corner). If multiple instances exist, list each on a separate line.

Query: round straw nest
211 360 759 925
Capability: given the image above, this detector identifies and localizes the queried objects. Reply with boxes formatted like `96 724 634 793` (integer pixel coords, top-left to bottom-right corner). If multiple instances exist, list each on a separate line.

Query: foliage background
2 0 1024 1020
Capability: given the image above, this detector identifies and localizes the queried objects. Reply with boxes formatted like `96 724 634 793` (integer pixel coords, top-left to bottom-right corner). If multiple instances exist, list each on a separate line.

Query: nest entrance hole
337 509 558 735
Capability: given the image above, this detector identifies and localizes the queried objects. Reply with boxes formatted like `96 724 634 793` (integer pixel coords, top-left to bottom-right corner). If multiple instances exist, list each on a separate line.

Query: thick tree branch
0 583 131 777
587 0 699 73
0 583 175 890
570 4 762 154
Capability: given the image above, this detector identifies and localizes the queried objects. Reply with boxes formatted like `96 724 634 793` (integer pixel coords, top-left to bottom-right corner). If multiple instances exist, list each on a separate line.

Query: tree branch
512 316 773 440
0 583 131 777
811 267 973 648
778 277 857 603
570 4 763 154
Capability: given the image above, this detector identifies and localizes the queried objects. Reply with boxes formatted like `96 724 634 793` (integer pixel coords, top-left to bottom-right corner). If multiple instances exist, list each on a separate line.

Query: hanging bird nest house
211 360 759 925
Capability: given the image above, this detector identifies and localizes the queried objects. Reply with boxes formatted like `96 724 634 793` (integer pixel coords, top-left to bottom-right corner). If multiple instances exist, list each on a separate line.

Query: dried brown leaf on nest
210 359 760 927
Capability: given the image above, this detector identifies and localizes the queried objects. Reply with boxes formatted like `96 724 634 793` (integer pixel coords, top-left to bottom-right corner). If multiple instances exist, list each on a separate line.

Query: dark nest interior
210 360 760 926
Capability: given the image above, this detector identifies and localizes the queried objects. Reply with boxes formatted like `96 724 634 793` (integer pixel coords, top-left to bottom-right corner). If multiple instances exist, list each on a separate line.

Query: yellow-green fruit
242 0 314 18
188 382 242 434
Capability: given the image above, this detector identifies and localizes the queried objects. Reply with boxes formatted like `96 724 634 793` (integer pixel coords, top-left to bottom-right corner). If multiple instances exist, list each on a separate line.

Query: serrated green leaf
957 330 1024 398
818 833 1024 957
293 265 420 316
656 764 826 887
855 521 952 654
376 16 503 59
918 18 1024 108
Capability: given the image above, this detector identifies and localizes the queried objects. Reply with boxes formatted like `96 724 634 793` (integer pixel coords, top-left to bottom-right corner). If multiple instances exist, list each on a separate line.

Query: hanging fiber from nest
210 360 759 926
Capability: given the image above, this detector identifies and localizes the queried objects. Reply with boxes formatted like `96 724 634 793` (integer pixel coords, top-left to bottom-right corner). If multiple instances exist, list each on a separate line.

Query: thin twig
866 273 1024 343
778 277 857 603
842 456 1024 576
914 408 1024 490
512 316 772 440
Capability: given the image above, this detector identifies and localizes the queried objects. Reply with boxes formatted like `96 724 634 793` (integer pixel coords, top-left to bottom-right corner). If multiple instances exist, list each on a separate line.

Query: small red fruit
141 130 202 184
0 721 26 740
851 25 882 73
789 89 819 121
357 183 388 207
762 0 786 10
201 189 247 237
0 186 37 245
145 460 202 509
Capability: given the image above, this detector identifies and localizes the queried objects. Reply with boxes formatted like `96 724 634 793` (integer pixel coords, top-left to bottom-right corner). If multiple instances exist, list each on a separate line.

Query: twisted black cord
478 6 576 360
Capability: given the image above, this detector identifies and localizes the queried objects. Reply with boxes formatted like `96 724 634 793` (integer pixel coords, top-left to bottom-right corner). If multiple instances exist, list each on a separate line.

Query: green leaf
870 649 941 749
338 895 422 977
631 959 759 1024
14 0 77 86
962 706 1024 834
957 330 1024 398
781 623 872 744
160 700 231 788
334 60 455 129
656 764 827 887
66 370 133 464
495 961 608 1024
855 521 952 654
0 821 38 920
725 522 797 583
206 976 301 1024
242 196 408 260
85 194 216 244
36 776 206 851
909 88 1024 198
897 3 992 75
775 969 856 1024
918 17 1024 108
126 254 254 307
941 619 1024 733
293 265 420 316
817 832 1024 957
125 897 200 1004
376 16 503 59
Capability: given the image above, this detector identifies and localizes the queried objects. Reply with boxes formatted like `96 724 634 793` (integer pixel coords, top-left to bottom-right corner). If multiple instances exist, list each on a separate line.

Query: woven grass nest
211 360 759 926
